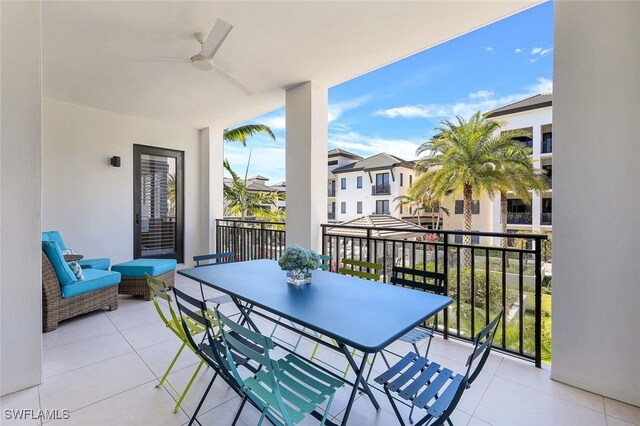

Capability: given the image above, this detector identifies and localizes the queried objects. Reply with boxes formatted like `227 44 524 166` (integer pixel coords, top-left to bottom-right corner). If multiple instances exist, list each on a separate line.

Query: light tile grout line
41 312 117 351
491 364 608 416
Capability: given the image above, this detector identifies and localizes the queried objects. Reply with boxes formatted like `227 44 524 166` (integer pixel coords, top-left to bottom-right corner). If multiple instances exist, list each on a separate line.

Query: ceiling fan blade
214 64 253 95
118 56 190 62
200 19 233 60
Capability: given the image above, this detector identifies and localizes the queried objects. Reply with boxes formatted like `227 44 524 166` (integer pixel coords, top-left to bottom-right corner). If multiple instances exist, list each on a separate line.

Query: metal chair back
391 266 447 295
339 258 382 281
193 252 235 267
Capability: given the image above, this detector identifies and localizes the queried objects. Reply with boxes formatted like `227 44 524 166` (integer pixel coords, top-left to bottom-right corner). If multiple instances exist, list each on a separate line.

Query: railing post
443 232 449 340
534 235 543 368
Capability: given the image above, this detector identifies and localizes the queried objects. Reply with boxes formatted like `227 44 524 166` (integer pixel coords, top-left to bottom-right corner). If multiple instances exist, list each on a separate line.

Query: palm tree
224 124 275 146
496 146 549 247
412 112 532 265
223 152 284 221
393 193 449 229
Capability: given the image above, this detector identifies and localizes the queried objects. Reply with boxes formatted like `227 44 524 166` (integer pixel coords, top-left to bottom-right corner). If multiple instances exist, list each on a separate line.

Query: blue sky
225 2 554 183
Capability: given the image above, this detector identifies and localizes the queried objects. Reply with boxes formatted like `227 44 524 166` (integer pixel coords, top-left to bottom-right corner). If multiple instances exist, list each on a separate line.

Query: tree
224 124 275 146
393 193 450 229
495 140 549 248
412 112 533 265
223 152 284 220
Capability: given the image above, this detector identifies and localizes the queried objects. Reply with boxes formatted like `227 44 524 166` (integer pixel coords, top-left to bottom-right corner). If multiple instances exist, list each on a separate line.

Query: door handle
136 213 140 224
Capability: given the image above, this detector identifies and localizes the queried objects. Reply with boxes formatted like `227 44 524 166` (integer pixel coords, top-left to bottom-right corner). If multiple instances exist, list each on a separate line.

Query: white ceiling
43 1 541 128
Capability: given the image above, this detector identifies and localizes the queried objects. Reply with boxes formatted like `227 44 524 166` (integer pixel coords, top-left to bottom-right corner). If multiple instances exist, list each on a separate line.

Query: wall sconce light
110 156 121 167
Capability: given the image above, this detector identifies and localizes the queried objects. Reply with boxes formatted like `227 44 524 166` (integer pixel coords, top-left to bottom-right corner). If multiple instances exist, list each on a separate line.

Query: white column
200 127 225 257
552 1 640 406
285 82 328 251
1 0 43 395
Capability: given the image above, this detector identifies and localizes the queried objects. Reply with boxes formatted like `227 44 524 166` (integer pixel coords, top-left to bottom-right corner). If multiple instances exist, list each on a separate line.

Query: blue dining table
178 259 452 425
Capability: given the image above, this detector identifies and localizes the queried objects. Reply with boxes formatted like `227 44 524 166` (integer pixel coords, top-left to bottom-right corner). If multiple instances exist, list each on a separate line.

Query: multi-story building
440 93 553 240
329 151 419 222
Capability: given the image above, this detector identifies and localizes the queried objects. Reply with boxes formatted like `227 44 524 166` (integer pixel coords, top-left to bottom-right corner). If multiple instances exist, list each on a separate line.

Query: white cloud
515 48 522 54
224 143 286 182
374 77 552 121
528 77 553 94
260 113 286 130
529 47 553 62
482 46 495 54
469 90 494 99
328 95 371 122
329 129 423 161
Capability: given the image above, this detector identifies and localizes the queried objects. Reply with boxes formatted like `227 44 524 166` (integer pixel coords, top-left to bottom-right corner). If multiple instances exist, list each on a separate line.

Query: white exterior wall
492 107 553 233
552 1 640 406
42 99 206 266
334 166 415 222
1 0 44 395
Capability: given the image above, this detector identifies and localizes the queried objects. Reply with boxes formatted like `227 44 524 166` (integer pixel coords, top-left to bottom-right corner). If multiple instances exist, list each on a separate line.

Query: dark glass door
133 145 184 262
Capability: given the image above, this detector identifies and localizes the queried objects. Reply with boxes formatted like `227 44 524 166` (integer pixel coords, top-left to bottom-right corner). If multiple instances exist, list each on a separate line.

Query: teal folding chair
309 258 382 378
318 254 331 271
215 309 344 426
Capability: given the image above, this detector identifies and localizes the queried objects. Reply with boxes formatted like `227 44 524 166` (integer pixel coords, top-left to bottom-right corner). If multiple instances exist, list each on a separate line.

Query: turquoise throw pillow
42 240 78 286
67 261 84 280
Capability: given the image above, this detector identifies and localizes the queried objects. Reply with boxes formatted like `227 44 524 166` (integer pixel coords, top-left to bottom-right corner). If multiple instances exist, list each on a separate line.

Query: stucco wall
42 98 205 266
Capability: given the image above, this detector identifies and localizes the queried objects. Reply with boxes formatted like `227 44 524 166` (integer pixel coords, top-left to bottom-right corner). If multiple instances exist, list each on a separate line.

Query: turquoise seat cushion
62 269 121 299
42 241 77 286
42 231 67 250
78 258 111 270
111 259 177 277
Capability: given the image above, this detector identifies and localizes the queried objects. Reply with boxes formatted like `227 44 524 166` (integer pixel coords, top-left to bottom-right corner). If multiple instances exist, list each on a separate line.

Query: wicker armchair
42 252 118 332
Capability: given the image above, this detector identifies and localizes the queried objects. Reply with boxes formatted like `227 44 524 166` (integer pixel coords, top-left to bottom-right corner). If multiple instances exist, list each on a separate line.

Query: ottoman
111 258 177 301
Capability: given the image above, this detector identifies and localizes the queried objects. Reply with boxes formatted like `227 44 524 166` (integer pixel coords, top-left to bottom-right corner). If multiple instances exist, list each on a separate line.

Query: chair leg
384 386 407 426
365 352 378 383
157 342 187 388
231 396 247 426
188 371 218 426
413 343 421 358
173 360 205 413
423 335 434 359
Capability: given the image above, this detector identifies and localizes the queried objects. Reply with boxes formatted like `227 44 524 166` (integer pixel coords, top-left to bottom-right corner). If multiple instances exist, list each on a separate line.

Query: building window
409 206 412 214
400 173 404 187
454 231 480 244
328 160 338 166
357 201 362 214
409 175 413 187
374 173 390 194
376 200 389 214
341 178 346 190
357 176 362 189
454 200 480 214
341 202 346 214
400 204 403 214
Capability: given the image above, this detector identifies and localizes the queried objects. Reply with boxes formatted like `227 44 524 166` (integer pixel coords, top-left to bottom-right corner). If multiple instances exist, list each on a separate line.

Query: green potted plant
278 245 321 285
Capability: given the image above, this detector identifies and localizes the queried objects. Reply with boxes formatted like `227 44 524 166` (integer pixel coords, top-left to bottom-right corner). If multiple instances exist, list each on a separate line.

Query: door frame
133 144 185 263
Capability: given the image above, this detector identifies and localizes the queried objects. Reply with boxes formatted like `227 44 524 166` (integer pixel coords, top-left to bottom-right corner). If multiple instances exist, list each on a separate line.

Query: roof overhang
43 1 542 128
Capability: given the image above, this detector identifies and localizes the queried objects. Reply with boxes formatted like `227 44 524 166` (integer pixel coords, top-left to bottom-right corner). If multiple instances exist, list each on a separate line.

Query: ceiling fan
127 19 253 95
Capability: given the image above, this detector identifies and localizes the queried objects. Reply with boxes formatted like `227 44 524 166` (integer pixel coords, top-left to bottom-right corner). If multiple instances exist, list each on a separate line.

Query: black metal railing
321 224 547 367
371 184 391 195
328 212 336 220
541 212 552 225
542 139 553 154
216 219 547 367
216 218 286 261
328 188 336 197
507 212 533 225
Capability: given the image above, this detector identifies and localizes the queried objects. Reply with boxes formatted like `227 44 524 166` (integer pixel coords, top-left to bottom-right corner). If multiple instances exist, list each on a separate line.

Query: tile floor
1 273 639 426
